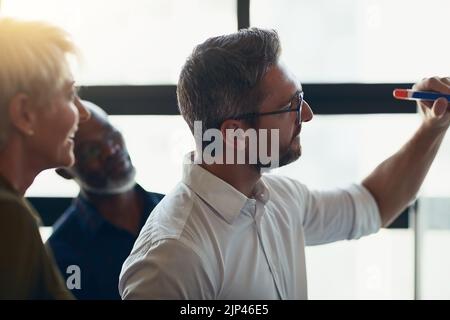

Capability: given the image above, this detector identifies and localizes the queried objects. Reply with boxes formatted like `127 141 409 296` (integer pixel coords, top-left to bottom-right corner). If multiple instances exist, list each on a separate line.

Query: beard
76 166 137 195
278 136 301 167
255 131 302 171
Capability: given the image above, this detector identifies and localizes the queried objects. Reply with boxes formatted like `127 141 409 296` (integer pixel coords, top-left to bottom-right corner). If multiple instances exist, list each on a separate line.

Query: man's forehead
261 64 301 100
75 118 107 140
277 62 302 90
76 103 111 139
81 101 108 119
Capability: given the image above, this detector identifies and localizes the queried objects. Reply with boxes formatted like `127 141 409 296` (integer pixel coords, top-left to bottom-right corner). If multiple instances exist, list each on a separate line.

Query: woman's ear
8 93 37 136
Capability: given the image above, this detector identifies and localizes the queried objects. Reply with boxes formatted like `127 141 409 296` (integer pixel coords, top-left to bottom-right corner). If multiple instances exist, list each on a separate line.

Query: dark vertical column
237 0 250 30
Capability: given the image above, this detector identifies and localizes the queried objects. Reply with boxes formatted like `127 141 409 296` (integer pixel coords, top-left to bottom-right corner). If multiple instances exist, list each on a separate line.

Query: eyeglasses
231 91 304 125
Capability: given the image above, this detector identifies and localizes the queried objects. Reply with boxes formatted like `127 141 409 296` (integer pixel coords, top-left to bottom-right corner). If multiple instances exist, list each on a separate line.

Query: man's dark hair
177 28 281 133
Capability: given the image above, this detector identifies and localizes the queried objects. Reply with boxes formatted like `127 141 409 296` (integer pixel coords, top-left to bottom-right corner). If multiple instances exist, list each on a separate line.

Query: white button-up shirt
119 162 381 299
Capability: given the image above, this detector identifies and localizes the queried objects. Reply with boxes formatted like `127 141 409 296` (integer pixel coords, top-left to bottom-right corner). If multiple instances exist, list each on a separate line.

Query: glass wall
1 0 237 85
251 0 449 83
418 198 450 299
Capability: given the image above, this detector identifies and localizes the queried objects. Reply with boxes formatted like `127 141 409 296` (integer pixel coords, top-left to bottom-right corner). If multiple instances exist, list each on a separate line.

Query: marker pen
393 89 450 102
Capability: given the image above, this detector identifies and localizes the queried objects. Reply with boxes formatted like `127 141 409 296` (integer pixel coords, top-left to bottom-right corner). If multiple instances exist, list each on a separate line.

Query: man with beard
119 28 450 299
48 101 164 299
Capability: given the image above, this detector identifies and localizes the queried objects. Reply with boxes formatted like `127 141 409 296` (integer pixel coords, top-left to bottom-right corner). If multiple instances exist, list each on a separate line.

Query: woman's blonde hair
0 18 78 148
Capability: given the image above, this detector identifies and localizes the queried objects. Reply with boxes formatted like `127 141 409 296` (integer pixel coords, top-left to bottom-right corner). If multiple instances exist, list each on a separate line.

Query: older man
119 28 450 299
48 102 163 299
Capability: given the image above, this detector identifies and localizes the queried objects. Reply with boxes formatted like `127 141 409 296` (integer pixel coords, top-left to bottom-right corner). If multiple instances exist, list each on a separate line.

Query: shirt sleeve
300 183 381 246
0 200 73 299
119 238 217 300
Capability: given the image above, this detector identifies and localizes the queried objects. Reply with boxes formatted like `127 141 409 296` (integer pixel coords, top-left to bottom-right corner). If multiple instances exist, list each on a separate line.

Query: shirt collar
75 184 154 235
181 153 271 224
252 178 271 204
75 194 107 234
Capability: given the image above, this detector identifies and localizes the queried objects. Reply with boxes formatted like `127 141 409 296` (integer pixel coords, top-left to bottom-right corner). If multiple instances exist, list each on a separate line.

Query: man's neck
83 186 144 235
199 163 261 198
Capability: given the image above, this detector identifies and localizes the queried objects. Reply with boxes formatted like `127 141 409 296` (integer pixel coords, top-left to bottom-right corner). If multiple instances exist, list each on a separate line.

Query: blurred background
1 0 449 299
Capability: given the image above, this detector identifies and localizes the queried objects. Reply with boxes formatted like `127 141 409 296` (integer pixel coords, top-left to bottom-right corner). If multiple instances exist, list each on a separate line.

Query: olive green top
0 175 73 299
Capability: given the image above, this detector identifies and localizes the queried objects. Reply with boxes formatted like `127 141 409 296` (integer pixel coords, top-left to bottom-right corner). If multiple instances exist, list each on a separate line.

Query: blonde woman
0 18 90 299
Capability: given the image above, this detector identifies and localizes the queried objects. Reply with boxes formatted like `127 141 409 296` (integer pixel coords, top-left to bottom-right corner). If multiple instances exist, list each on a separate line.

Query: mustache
292 124 302 140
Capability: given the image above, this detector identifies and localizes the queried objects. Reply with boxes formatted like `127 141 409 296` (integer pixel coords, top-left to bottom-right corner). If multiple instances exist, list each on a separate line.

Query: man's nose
101 140 121 159
301 101 314 122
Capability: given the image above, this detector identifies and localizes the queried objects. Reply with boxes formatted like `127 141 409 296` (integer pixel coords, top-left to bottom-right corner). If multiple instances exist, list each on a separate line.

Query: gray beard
76 167 137 195
255 145 300 172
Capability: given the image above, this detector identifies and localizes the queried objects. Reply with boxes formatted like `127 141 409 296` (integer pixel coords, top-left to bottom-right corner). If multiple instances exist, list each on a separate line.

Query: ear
220 119 247 150
8 93 37 136
55 167 75 180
